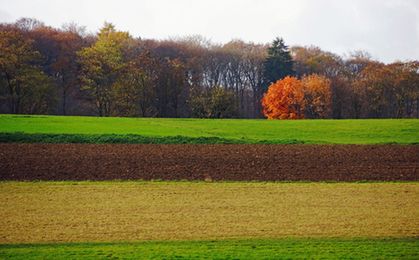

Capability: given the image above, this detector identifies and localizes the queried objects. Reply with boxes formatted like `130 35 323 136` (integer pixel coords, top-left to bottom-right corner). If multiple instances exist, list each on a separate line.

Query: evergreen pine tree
263 37 295 87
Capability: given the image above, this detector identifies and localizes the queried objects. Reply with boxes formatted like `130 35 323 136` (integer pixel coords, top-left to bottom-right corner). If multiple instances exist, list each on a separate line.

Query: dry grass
0 182 418 243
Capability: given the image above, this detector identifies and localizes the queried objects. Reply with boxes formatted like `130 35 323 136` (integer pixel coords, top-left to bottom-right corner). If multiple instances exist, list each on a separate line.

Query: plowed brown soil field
0 144 417 181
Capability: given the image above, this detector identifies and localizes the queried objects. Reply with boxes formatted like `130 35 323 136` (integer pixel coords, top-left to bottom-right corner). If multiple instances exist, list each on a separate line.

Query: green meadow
0 114 418 144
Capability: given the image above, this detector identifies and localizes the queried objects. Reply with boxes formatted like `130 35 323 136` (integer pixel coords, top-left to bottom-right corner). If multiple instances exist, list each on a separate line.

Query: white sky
1 0 418 63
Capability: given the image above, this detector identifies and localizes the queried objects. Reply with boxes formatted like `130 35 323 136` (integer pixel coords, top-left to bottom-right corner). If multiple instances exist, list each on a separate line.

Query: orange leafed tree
302 74 332 118
261 76 305 119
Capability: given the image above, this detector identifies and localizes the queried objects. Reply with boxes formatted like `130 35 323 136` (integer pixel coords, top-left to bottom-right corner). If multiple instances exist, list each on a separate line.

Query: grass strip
0 132 243 144
1 238 418 259
1 114 418 144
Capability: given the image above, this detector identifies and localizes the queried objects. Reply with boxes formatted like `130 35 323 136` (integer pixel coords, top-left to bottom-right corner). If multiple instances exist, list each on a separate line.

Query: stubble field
0 182 418 258
1 182 418 244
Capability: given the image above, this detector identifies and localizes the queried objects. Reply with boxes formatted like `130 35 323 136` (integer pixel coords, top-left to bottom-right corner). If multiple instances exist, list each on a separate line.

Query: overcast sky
1 0 418 63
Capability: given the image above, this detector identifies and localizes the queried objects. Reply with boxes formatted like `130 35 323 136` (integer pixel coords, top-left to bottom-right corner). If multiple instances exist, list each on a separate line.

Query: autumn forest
1 18 418 119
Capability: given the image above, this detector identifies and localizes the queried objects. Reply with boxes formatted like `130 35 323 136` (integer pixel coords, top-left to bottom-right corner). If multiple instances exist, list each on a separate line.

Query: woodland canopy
1 18 418 119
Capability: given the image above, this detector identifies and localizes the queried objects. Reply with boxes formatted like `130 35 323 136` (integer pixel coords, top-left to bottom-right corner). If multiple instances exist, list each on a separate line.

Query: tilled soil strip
0 144 418 181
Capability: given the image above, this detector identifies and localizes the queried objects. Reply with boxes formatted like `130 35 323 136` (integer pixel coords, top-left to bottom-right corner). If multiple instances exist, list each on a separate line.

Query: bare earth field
0 144 417 181
0 182 418 243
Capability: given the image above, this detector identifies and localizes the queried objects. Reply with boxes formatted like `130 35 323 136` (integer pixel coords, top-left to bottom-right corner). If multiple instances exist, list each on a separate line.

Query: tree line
1 18 418 119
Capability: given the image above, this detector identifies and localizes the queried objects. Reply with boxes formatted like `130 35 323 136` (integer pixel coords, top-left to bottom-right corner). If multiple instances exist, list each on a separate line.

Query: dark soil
0 144 417 181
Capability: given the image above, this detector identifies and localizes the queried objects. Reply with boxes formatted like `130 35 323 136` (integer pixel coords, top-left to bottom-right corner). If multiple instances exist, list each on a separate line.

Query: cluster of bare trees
292 47 419 118
1 19 418 118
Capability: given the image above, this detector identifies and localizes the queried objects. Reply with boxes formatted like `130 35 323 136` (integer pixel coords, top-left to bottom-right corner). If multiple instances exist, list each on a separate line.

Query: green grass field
0 114 418 144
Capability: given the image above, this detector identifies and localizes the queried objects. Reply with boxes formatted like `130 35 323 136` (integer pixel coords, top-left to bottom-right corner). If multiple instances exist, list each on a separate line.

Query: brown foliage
302 74 332 118
352 61 419 118
0 26 55 114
